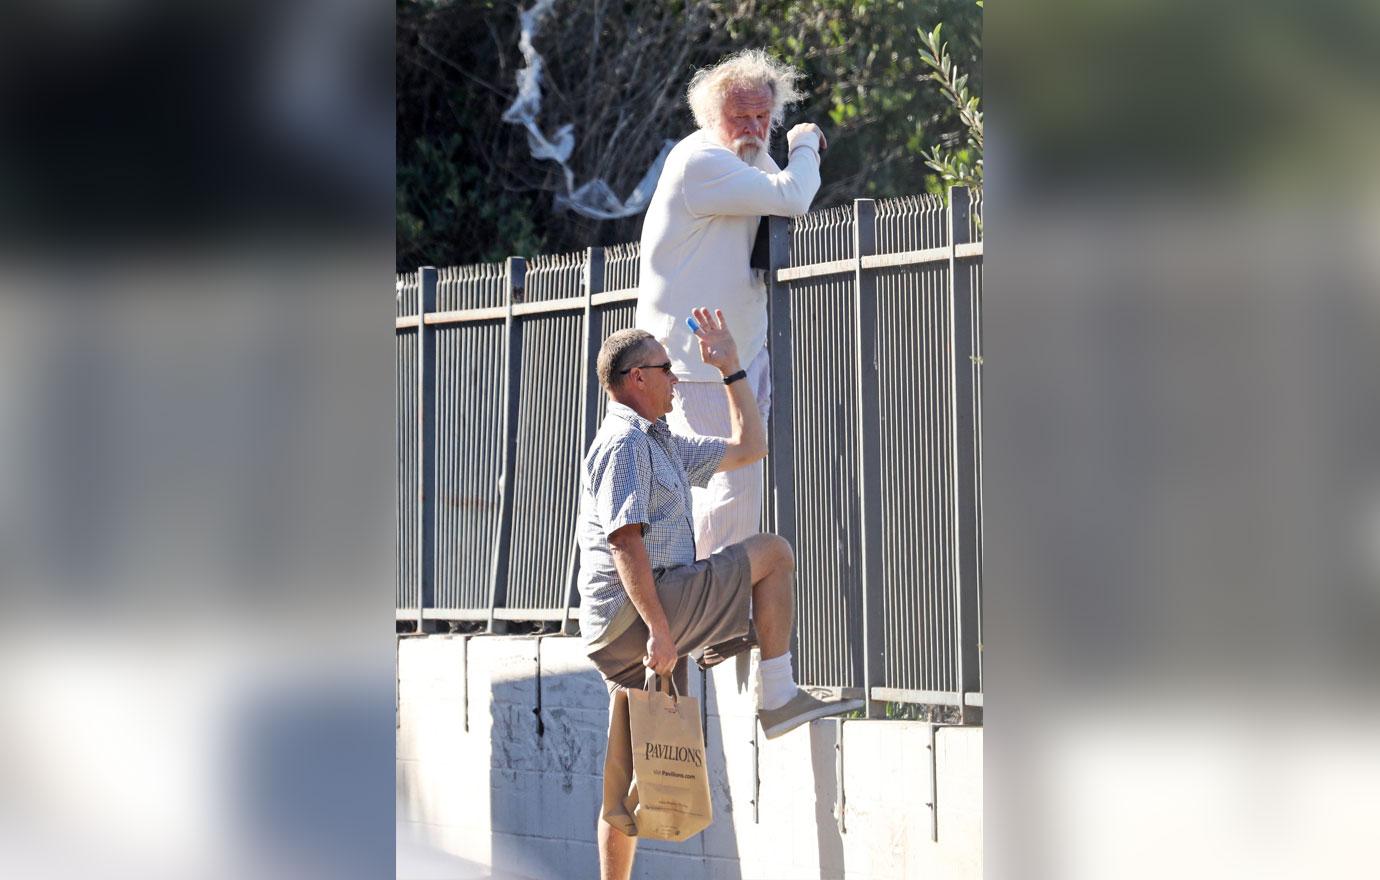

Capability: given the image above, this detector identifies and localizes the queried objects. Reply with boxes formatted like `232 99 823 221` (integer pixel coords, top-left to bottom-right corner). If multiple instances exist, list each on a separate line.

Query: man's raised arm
688 306 767 472
682 124 826 218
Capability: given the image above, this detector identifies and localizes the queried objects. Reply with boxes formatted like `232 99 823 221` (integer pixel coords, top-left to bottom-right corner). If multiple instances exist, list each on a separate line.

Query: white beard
733 136 765 164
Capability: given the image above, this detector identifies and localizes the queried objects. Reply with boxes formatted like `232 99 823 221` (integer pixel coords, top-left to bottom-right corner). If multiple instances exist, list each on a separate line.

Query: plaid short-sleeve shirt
577 401 726 643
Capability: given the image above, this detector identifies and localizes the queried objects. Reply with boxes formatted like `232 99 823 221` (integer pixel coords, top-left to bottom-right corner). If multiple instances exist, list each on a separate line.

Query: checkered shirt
577 401 726 642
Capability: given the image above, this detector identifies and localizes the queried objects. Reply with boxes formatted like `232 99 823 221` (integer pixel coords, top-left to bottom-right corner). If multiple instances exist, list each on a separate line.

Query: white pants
668 348 772 559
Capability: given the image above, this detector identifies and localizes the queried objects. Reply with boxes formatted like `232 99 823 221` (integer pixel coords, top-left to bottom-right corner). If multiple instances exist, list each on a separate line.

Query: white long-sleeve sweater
635 128 821 382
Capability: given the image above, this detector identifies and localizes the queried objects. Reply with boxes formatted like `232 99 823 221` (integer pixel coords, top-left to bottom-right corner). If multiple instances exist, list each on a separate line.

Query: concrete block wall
398 635 982 879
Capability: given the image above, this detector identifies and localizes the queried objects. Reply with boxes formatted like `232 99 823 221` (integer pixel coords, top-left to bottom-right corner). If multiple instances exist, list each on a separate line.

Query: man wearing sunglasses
578 308 862 880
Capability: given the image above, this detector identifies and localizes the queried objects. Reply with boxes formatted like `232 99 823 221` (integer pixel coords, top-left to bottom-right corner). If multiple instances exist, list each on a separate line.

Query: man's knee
770 535 795 573
743 533 794 580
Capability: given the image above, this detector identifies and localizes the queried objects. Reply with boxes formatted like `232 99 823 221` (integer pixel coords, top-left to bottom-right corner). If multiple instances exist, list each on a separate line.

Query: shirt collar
607 401 669 437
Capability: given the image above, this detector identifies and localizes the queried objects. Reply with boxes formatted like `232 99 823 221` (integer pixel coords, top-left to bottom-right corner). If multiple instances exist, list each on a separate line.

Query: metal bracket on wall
751 715 760 824
835 718 847 835
533 636 545 739
926 722 940 842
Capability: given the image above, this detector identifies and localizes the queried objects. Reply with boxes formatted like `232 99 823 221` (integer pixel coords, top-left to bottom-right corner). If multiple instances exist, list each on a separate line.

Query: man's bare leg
598 817 636 880
740 532 866 735
740 533 794 660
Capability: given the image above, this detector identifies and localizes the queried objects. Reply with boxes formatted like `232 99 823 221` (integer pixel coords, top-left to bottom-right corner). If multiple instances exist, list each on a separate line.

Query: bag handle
643 668 680 700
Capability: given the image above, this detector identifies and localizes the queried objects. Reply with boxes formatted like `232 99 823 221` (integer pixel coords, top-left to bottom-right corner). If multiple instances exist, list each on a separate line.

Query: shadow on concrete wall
697 664 744 880
401 634 981 879
398 634 858 879
481 638 752 879
706 650 848 880
807 721 847 877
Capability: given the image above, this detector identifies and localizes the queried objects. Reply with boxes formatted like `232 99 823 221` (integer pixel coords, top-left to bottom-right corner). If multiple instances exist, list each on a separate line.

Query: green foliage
883 701 962 722
396 0 982 269
918 23 983 191
396 133 547 267
837 701 964 722
741 0 977 204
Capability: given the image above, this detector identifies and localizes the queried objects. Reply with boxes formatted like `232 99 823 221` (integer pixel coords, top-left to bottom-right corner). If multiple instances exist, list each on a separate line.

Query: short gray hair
597 328 656 391
687 49 803 131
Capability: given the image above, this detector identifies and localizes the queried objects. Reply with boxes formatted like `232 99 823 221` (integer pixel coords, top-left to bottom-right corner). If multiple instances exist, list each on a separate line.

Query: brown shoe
758 687 866 740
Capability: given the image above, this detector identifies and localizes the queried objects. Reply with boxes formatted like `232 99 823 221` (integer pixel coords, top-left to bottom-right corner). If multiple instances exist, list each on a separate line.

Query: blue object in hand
686 316 700 333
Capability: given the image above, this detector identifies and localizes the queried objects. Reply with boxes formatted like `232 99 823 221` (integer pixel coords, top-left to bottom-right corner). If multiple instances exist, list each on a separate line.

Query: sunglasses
619 361 673 375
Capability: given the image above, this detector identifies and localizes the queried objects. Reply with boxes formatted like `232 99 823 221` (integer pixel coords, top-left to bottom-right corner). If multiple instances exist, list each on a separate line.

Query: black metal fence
397 187 983 718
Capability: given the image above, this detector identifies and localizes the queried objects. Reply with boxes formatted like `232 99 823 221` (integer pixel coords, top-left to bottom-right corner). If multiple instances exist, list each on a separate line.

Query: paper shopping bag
625 673 712 841
600 686 639 837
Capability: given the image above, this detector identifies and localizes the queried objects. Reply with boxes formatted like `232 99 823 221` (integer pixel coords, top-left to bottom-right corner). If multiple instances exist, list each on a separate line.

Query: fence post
766 216 797 662
562 247 605 635
417 267 438 631
852 199 886 717
487 256 525 634
947 187 981 721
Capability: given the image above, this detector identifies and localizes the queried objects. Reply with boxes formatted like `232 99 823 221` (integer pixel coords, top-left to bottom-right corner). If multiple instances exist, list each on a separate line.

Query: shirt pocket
649 462 688 521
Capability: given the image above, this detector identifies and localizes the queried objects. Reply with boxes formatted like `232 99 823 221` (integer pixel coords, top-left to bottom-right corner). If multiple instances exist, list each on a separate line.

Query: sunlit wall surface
984 1 1380 877
0 2 396 877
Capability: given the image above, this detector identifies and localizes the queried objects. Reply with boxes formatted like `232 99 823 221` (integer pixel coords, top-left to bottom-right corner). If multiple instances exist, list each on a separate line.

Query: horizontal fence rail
397 187 983 716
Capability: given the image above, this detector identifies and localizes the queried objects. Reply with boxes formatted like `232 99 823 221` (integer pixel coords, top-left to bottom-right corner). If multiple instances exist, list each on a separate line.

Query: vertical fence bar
417 267 438 629
947 187 981 720
852 200 886 716
766 216 798 662
487 256 526 633
563 247 604 634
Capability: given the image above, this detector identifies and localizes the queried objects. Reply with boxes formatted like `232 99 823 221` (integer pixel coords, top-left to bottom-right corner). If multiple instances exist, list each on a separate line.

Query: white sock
758 652 798 711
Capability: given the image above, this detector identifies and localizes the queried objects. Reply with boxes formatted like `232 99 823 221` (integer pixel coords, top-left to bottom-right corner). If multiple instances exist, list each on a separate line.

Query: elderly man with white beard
634 49 825 670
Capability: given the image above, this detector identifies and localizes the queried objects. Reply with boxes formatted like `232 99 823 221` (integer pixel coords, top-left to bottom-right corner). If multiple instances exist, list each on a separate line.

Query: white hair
686 49 804 131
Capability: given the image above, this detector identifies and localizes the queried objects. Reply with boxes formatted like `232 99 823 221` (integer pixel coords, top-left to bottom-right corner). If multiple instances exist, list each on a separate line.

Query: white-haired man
634 49 825 668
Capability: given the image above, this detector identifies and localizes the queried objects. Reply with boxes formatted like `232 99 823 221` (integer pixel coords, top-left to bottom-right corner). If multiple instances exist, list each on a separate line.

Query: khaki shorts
588 543 753 694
